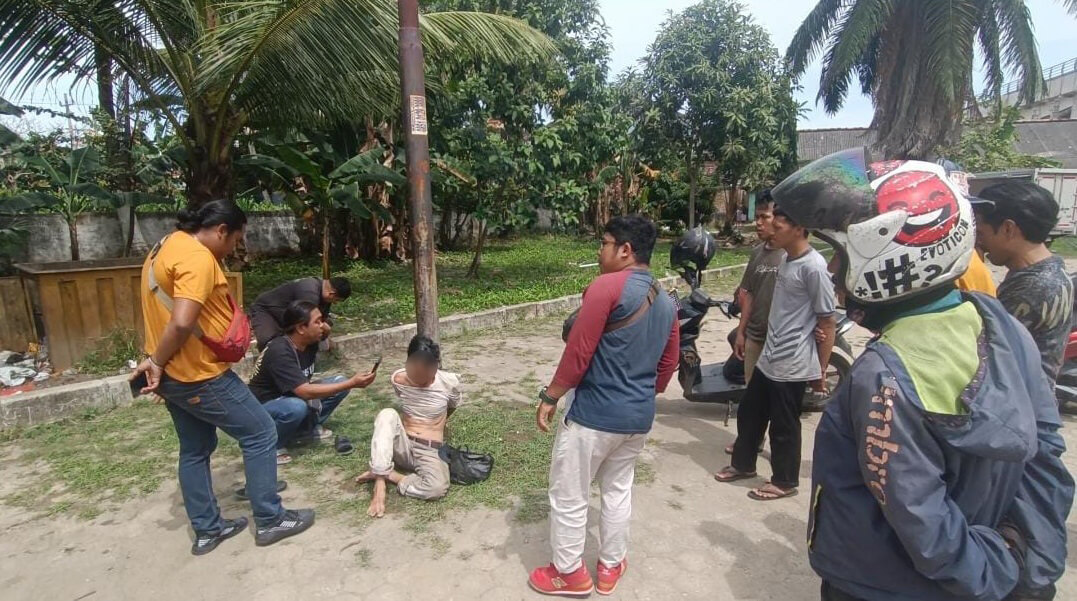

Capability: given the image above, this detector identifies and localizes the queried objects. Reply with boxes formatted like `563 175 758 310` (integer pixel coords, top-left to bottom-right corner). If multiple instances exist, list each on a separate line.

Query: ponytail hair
176 200 248 234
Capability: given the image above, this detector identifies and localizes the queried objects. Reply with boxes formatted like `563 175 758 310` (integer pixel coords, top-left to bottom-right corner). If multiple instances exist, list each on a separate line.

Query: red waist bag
147 236 252 363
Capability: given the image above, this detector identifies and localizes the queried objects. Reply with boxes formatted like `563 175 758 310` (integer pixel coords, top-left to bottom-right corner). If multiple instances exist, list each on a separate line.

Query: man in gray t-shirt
716 207 835 501
756 248 835 382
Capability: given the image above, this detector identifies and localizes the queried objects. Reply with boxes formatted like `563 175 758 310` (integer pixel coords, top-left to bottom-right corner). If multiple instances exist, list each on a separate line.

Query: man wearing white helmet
777 149 1072 601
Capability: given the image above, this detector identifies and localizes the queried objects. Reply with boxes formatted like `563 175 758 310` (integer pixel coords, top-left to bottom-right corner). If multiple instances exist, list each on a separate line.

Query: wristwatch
539 386 559 406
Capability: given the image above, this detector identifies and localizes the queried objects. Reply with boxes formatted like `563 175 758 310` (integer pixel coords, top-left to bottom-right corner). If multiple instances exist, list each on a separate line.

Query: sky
600 0 1077 129
5 0 1077 133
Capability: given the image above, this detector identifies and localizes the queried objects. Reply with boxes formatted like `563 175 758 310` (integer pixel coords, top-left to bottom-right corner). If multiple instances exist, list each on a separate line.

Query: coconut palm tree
786 0 1077 159
0 1 555 206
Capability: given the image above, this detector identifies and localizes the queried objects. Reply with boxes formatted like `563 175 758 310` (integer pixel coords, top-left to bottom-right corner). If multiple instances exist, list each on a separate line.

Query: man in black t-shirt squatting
248 300 376 463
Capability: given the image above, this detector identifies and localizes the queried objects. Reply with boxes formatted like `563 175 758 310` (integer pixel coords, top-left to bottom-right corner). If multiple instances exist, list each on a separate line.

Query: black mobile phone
129 371 149 397
371 356 382 373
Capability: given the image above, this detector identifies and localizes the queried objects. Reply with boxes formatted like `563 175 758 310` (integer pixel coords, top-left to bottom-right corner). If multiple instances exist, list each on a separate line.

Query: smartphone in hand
371 356 382 373
129 371 149 397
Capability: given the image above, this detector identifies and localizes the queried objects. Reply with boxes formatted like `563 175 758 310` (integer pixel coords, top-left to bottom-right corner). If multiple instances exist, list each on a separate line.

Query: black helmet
670 226 716 273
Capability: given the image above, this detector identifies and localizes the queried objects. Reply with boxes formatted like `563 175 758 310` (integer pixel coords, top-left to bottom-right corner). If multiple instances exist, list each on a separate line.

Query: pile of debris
0 347 51 395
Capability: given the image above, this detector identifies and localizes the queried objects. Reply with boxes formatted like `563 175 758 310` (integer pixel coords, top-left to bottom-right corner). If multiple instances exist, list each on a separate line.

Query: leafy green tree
1 0 555 207
638 0 797 228
425 0 619 273
939 105 1061 171
786 0 1077 159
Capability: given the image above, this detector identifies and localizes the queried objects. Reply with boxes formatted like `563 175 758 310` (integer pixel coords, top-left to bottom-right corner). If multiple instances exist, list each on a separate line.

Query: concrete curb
1 263 746 431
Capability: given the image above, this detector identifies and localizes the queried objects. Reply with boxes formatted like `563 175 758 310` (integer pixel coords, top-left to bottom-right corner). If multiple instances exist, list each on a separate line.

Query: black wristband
539 387 558 406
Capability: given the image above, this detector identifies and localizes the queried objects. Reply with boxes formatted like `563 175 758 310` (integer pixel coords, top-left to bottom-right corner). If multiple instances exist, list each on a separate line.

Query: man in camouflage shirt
973 181 1074 386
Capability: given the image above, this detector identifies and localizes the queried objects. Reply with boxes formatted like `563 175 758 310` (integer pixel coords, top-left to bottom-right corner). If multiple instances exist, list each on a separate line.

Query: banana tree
1 1 555 207
12 147 116 261
240 145 406 278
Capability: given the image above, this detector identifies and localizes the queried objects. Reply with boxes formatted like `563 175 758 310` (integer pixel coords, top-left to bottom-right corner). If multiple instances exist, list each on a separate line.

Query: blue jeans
159 370 283 531
262 376 349 449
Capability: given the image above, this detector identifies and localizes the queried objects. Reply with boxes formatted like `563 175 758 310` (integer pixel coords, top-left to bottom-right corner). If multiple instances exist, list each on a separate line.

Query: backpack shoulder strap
604 276 662 334
146 234 204 338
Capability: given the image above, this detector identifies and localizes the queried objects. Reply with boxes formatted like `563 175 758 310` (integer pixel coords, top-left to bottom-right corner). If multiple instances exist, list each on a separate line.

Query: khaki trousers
369 408 450 500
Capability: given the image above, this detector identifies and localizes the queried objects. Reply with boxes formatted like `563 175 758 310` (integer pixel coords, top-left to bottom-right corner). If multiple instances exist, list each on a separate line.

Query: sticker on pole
409 95 428 136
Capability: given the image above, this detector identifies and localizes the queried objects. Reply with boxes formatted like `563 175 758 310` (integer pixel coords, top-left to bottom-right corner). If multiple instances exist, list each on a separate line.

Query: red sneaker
596 559 627 595
528 563 595 597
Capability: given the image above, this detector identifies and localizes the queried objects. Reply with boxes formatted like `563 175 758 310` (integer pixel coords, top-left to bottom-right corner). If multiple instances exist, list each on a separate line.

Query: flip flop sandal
234 480 288 501
747 486 798 501
713 467 757 483
276 450 293 465
335 435 354 455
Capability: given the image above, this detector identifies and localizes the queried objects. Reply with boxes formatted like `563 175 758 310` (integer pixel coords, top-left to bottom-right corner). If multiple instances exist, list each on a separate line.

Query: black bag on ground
438 444 494 485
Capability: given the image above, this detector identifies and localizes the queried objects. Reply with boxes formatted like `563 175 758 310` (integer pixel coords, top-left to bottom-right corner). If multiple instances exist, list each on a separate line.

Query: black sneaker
255 508 315 547
234 480 288 501
192 517 248 556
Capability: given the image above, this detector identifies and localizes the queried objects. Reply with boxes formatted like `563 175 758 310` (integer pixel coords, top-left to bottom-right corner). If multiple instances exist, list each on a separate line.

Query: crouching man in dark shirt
248 300 375 464
249 277 352 350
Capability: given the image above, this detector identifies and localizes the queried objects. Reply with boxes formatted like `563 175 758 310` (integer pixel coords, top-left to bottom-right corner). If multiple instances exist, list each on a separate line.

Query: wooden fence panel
0 276 36 352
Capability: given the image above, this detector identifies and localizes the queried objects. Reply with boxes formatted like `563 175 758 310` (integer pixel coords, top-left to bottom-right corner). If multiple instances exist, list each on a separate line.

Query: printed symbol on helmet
872 255 920 297
921 264 943 286
876 170 961 247
861 271 885 300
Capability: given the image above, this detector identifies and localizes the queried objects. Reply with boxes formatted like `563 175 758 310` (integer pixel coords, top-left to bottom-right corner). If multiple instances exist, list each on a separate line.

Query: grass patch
0 400 178 517
1051 236 1077 259
244 234 752 334
75 328 141 375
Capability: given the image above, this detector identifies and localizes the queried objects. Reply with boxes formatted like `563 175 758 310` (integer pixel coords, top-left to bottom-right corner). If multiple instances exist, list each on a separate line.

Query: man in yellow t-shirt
131 200 314 555
955 250 997 296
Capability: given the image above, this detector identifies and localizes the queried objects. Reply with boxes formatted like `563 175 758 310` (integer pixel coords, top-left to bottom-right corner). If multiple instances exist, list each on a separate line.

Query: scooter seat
684 362 746 403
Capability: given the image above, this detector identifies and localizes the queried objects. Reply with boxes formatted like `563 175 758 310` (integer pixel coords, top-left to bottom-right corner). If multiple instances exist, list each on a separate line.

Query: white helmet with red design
771 147 973 305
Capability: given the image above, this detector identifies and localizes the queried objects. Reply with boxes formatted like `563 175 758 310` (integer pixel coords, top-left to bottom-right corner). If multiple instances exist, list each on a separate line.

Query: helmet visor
771 147 877 231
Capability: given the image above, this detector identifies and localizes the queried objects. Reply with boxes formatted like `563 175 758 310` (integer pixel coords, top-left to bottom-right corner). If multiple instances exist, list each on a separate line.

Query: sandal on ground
713 466 756 483
747 483 798 501
276 450 293 465
334 435 354 455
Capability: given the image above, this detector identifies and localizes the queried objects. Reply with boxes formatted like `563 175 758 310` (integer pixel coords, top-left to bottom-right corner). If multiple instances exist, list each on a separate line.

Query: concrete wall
4 211 302 263
137 212 301 257
9 214 126 263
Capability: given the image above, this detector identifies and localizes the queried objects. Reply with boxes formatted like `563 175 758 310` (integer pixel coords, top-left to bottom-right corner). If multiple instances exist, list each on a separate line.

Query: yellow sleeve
171 249 218 304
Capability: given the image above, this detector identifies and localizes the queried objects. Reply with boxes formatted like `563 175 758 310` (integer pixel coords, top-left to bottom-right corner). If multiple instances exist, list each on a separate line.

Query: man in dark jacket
249 276 351 350
771 149 1073 601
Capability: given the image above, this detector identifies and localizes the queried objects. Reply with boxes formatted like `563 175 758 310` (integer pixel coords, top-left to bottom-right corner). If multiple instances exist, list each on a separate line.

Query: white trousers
547 417 646 573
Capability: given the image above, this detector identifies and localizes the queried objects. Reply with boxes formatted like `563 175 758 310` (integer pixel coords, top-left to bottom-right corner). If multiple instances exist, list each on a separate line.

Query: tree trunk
68 218 80 261
687 148 697 229
94 46 115 120
871 1 966 159
467 220 488 278
186 148 235 208
321 208 331 279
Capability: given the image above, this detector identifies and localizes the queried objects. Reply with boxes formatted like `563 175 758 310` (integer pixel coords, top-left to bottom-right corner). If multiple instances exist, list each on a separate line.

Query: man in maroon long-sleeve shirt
529 215 679 597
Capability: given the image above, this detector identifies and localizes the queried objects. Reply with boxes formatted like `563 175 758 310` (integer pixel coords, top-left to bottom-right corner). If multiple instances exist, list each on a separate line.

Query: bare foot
354 470 376 484
367 478 387 518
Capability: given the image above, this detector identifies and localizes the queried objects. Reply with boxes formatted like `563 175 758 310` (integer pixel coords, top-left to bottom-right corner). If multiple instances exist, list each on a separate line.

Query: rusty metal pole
398 0 439 340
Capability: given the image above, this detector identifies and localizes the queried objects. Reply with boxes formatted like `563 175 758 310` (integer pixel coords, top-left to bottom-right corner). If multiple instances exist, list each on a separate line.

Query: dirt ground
2 274 1077 601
